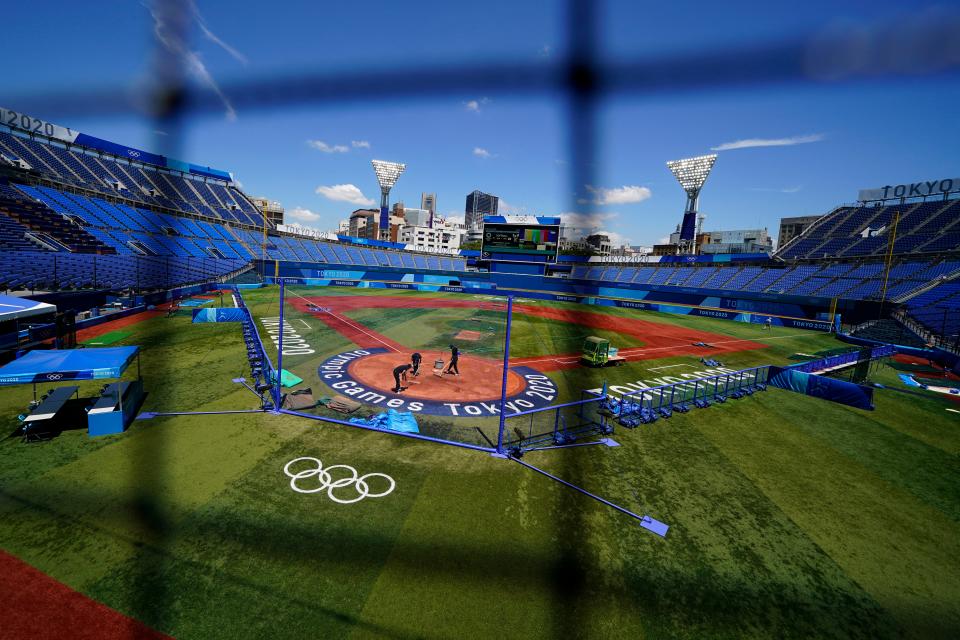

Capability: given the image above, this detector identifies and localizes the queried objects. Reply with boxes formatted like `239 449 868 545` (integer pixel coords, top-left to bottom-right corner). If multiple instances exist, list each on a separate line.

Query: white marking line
299 318 311 330
516 333 812 366
648 364 694 371
946 408 960 414
321 307 401 354
283 290 398 352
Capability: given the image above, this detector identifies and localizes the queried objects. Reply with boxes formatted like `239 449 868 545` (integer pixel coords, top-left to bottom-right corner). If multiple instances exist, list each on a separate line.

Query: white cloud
473 147 493 159
287 207 321 222
464 97 491 113
657 236 671 245
351 140 371 149
557 211 619 233
315 184 375 206
580 185 652 205
444 214 465 225
190 0 248 65
307 140 349 153
148 2 240 121
711 133 825 151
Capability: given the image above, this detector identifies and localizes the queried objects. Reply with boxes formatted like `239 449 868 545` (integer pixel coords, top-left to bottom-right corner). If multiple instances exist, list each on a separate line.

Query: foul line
283 289 400 353
648 364 694 371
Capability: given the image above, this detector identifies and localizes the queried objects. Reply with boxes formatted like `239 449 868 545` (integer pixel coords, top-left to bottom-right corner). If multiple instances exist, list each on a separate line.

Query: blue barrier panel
192 307 247 323
768 367 874 410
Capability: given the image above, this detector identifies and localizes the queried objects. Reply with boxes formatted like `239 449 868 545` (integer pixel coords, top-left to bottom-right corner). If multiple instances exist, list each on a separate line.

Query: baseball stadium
2 2 960 639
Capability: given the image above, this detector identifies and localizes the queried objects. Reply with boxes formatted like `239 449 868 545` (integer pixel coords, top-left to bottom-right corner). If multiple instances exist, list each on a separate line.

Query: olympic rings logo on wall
283 457 395 504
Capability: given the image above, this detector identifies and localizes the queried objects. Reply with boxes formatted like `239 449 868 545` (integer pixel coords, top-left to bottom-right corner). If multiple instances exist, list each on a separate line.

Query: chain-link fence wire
7 0 960 632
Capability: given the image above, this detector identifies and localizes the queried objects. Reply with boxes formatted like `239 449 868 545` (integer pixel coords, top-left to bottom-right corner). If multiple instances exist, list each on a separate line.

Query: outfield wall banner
767 367 874 410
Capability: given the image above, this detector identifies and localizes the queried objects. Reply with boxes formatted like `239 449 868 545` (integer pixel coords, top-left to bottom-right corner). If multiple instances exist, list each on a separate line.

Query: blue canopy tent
0 347 143 438
0 346 140 386
0 294 58 352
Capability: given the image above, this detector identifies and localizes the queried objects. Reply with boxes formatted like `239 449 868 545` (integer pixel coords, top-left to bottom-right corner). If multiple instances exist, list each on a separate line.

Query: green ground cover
0 286 957 638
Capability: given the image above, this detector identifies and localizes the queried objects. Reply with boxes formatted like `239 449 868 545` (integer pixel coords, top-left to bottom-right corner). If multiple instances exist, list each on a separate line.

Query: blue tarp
350 409 420 433
0 346 139 385
768 366 874 410
192 308 247 323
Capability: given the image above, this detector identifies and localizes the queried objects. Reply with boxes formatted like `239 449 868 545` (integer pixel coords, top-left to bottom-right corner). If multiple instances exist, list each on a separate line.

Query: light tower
371 160 406 241
666 154 717 254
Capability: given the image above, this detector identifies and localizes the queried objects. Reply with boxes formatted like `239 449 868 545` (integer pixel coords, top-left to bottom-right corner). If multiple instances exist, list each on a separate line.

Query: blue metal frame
274 278 286 412
617 365 771 420
495 295 513 453
501 390 609 450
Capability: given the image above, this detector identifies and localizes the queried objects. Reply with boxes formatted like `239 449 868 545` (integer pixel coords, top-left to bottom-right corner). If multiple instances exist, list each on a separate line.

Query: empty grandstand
3 110 960 351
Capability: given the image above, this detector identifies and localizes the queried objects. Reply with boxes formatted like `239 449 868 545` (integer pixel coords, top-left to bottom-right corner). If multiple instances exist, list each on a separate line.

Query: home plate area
318 348 559 417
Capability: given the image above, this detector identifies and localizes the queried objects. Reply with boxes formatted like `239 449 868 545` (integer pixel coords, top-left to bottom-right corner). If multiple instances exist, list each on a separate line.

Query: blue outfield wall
262 260 842 331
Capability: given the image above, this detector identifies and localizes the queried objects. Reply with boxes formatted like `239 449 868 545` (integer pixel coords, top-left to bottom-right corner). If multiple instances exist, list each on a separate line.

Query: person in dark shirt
444 344 460 376
411 352 422 377
392 363 412 392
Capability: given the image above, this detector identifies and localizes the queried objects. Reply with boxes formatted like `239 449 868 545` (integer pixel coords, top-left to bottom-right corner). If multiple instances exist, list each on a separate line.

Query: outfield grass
0 287 958 638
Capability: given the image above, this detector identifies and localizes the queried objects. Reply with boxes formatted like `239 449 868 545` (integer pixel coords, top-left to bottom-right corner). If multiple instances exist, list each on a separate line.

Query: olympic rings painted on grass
283 457 395 504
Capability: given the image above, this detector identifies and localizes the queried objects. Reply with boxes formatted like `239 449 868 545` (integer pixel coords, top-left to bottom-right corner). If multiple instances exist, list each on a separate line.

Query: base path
0 549 170 640
349 351 523 402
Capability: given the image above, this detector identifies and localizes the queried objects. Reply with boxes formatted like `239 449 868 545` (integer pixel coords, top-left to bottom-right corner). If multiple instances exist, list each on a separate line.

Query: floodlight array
666 154 717 193
371 160 406 189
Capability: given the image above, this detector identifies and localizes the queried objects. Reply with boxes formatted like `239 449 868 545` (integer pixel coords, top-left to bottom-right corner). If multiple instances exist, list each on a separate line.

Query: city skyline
6 0 959 248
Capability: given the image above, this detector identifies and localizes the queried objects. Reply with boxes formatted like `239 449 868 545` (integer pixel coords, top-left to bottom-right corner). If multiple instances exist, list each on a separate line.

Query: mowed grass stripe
784 393 960 521
534 419 894 639
77 422 430 639
353 447 648 639
692 389 960 639
0 411 302 593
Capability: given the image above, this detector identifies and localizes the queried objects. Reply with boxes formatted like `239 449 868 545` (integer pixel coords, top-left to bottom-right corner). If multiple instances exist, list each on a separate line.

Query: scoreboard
481 217 560 260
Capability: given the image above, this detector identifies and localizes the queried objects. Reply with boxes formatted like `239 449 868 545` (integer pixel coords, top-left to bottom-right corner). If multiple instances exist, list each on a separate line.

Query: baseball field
0 284 958 639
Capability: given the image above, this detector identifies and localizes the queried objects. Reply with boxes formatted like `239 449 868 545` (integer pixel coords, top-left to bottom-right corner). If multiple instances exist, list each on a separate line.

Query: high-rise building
349 208 378 238
465 190 499 234
777 215 823 249
421 193 437 228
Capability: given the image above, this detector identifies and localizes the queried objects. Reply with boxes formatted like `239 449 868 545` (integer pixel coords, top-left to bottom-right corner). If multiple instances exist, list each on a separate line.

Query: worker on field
411 352 422 377
392 363 412 393
444 344 460 376
765 316 773 331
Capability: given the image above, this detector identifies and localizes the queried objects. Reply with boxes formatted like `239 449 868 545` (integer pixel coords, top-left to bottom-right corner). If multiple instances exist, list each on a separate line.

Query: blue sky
6 1 959 246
